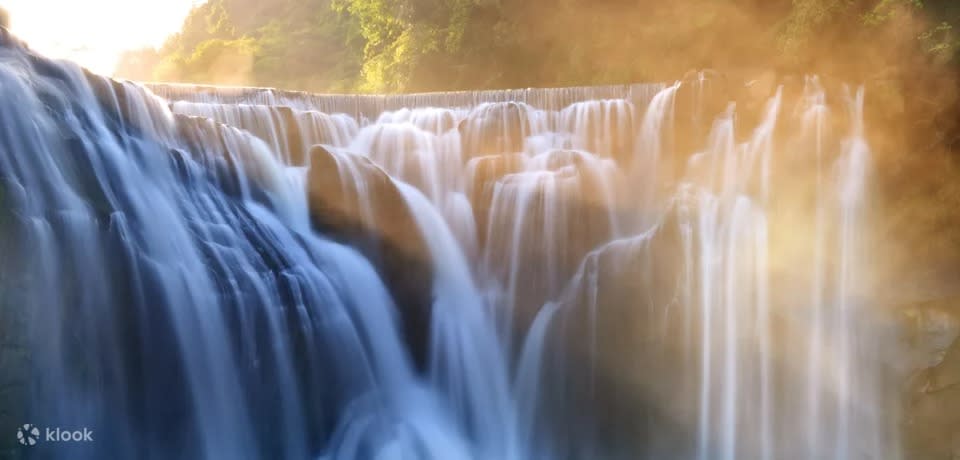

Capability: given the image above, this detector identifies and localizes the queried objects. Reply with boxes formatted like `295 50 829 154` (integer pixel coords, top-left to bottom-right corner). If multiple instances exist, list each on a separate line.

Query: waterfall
0 33 901 460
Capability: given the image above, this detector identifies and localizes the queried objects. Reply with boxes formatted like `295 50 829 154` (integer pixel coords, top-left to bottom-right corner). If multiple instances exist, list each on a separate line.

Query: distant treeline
114 0 959 93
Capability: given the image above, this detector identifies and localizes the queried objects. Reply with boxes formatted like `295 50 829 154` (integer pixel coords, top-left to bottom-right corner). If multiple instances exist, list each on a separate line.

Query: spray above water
0 35 900 460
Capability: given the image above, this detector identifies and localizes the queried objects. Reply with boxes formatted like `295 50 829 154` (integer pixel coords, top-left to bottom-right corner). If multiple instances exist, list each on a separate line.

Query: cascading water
0 32 901 460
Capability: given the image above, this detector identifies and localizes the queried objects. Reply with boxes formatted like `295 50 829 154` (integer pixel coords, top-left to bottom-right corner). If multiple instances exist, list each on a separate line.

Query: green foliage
920 21 959 64
179 37 259 85
117 0 363 91
330 0 474 91
115 0 959 92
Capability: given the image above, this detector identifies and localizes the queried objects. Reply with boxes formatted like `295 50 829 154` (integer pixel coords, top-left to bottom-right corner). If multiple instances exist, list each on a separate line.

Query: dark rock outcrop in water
476 148 622 336
539 199 690 460
306 145 435 368
466 153 527 247
902 299 960 459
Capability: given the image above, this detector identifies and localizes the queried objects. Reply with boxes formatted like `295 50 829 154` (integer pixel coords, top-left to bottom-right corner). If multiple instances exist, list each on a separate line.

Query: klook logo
15 423 93 446
16 424 39 446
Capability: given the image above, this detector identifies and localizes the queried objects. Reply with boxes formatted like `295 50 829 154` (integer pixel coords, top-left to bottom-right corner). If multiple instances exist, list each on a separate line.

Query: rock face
902 298 960 460
534 200 688 460
466 153 527 248
467 149 624 339
306 145 434 368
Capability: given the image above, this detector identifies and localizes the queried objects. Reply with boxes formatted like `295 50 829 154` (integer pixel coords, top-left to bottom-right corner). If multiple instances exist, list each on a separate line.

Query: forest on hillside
115 0 959 93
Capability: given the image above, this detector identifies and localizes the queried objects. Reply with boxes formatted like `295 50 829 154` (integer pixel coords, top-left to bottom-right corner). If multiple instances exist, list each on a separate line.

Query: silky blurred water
0 35 900 459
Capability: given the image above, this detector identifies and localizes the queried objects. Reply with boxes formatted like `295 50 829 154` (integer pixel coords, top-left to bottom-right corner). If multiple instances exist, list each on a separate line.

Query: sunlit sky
3 0 203 75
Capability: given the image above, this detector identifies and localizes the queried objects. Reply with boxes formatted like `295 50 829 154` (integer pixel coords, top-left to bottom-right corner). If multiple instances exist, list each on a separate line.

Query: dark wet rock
477 149 621 338
466 153 526 247
306 145 434 369
274 106 307 166
901 298 960 460
539 198 690 460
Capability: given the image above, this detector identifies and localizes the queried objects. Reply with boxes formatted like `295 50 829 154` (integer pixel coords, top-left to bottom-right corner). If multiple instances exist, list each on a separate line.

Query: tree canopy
115 0 958 93
115 0 363 91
